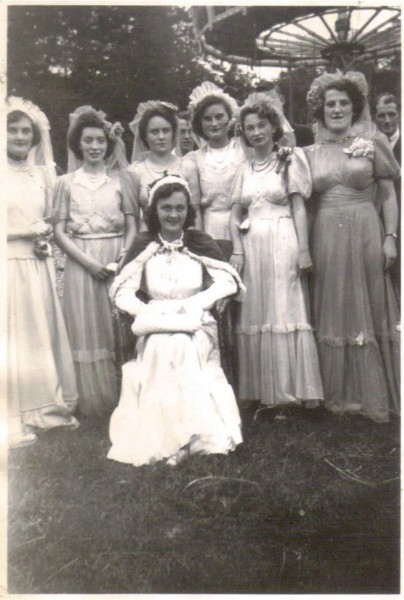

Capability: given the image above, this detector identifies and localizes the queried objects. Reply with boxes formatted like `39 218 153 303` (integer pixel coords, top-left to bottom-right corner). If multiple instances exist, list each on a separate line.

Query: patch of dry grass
8 406 400 594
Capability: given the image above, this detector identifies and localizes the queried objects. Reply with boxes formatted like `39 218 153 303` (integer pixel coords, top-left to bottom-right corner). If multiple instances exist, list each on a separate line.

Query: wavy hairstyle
67 111 115 160
138 104 178 149
239 100 284 146
314 79 365 125
146 180 196 234
191 95 233 140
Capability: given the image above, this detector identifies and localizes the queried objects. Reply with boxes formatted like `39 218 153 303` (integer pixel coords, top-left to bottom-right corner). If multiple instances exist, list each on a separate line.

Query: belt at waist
71 232 124 239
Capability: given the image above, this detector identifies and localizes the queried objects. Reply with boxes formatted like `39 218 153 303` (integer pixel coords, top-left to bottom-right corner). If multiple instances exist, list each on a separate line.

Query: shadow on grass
8 406 400 594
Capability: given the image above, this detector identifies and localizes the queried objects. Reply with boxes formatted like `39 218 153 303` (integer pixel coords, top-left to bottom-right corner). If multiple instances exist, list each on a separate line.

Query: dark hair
191 95 233 140
375 93 400 112
239 100 284 146
314 79 365 125
67 111 114 160
177 110 190 121
146 180 196 234
138 105 178 149
7 110 41 147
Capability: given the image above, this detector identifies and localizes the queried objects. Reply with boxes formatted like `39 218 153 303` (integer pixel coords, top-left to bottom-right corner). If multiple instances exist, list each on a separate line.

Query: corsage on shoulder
343 137 374 159
275 146 293 173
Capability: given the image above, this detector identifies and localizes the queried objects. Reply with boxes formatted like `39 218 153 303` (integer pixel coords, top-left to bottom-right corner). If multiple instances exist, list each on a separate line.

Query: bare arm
54 221 111 281
379 178 398 270
229 203 245 273
117 214 137 272
182 157 203 230
291 192 312 275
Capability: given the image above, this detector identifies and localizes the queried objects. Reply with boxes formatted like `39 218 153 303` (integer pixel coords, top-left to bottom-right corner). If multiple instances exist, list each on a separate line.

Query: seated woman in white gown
108 175 244 466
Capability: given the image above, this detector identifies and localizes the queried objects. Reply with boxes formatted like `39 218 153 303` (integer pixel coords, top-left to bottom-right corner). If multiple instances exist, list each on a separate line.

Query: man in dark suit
374 93 401 304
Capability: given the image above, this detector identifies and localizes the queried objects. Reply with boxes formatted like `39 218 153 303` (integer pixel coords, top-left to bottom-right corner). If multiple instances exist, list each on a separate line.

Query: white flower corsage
238 218 251 233
343 137 374 159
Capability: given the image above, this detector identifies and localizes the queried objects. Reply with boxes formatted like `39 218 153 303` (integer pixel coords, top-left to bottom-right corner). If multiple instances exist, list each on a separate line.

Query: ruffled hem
237 328 323 405
237 322 312 335
317 332 400 347
317 341 398 422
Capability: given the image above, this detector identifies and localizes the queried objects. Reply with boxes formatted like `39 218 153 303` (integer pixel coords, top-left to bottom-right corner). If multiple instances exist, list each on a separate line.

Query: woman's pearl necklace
208 142 231 165
252 152 276 172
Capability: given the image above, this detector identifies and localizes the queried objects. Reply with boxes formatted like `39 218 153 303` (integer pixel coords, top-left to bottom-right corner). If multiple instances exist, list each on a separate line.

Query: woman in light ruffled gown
54 107 137 416
7 97 78 448
304 73 400 422
108 175 243 466
230 99 323 410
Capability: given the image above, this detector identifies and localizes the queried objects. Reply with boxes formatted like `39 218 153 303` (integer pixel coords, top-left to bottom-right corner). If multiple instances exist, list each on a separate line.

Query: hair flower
343 137 374 159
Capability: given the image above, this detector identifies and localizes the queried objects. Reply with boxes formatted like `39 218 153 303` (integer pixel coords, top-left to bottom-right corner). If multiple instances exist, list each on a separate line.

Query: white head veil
6 96 57 185
129 101 180 163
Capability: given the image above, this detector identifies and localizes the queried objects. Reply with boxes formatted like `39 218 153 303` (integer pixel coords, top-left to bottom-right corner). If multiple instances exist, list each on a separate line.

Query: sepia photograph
4 1 401 595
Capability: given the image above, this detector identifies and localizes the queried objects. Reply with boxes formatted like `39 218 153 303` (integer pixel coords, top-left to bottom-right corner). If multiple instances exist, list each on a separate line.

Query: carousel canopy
191 6 401 70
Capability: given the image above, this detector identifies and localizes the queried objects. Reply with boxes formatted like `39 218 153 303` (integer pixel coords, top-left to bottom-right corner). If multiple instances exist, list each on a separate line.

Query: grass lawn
8 405 400 594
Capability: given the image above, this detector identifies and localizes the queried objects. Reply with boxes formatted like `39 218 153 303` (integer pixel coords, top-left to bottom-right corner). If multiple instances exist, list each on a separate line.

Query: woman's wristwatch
385 232 398 239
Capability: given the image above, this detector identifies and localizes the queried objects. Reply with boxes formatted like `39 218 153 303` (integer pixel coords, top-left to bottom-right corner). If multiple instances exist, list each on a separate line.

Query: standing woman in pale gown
125 101 201 230
108 175 243 467
183 82 247 387
6 97 78 448
229 99 323 410
53 108 137 416
304 72 400 422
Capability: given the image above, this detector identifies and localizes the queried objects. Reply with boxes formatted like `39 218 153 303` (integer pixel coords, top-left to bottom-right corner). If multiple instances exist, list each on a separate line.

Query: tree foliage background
8 5 261 169
8 5 401 170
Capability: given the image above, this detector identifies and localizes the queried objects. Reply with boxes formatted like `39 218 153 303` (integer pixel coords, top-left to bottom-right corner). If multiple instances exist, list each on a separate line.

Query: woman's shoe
9 432 38 449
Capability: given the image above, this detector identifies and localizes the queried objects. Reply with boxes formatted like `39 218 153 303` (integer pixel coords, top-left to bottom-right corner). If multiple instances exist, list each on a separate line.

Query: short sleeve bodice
126 155 185 213
53 169 126 236
185 138 247 211
145 252 203 301
7 162 49 258
304 134 400 196
231 146 312 213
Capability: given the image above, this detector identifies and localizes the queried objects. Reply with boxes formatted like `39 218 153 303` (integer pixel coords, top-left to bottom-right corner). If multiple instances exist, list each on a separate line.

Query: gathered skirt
237 214 323 406
312 198 400 422
63 236 121 415
8 256 78 431
108 316 242 466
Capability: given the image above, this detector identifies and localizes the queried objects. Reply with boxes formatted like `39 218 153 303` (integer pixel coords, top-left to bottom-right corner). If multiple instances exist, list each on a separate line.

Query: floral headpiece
129 100 179 163
6 96 56 183
306 70 368 111
149 174 191 205
306 70 376 142
188 81 239 117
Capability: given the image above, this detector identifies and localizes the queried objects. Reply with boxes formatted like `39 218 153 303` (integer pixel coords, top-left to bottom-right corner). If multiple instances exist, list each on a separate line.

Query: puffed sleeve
181 153 201 206
119 169 140 217
123 165 141 215
286 147 312 199
372 132 401 180
52 174 71 223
